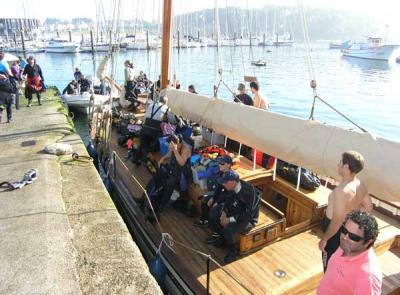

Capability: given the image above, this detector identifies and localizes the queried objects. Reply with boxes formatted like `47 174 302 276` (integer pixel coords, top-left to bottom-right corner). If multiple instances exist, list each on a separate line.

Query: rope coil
72 152 93 162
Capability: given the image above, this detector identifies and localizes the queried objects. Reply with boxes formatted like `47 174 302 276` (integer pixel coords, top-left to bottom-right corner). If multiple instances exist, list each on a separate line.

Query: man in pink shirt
317 210 382 295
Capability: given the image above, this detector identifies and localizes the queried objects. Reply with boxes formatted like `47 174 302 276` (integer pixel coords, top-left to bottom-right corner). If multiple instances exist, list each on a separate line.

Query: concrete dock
0 90 162 294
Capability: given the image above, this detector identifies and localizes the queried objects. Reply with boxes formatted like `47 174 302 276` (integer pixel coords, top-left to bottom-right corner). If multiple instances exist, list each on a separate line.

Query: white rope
297 0 316 83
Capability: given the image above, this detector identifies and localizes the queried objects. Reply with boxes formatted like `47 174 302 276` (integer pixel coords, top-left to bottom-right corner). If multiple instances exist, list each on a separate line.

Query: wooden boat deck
107 131 400 294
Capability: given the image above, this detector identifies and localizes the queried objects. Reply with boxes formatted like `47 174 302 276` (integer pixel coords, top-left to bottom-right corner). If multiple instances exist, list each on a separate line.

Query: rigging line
297 0 315 82
235 2 246 76
226 0 235 88
111 151 164 233
313 96 368 133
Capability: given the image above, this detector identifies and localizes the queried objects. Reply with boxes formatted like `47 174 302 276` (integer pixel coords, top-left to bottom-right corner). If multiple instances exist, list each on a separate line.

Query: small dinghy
251 60 267 66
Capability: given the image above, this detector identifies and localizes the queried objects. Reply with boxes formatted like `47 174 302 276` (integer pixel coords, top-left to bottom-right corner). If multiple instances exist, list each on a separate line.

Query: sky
0 0 399 39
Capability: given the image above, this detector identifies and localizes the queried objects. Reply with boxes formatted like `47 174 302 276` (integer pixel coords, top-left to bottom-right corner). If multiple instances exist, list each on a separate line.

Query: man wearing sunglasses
318 151 373 272
317 210 381 294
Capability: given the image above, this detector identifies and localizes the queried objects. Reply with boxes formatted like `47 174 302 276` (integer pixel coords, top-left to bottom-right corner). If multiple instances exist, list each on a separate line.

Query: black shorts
321 216 341 272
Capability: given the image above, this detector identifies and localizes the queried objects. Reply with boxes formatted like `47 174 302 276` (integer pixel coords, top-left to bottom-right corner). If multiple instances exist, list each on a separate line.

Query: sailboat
90 1 400 294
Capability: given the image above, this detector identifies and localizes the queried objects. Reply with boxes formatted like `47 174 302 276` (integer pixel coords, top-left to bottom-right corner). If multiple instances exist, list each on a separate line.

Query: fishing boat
90 1 400 294
342 37 400 61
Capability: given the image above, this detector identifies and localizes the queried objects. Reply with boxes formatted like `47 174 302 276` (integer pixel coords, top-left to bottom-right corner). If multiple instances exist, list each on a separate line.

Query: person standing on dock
0 49 13 77
250 81 269 110
317 210 382 294
318 151 373 272
23 56 44 107
10 60 22 110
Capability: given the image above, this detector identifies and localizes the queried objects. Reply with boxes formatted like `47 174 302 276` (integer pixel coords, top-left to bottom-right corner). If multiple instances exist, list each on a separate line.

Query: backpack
0 78 16 94
276 160 321 191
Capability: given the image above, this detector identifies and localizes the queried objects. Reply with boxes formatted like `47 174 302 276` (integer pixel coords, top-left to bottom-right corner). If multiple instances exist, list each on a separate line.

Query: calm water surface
32 42 400 142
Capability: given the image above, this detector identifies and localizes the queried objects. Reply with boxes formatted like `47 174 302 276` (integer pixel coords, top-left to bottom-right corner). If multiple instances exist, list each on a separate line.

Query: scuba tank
148 252 167 284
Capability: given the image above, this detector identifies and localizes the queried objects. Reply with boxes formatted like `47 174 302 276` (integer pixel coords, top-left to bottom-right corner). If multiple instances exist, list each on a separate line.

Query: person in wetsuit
206 170 261 263
153 134 191 216
62 80 77 95
23 56 44 107
193 155 233 228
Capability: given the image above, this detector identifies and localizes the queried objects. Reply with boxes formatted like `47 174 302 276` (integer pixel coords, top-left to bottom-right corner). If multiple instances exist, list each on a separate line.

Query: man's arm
319 189 348 251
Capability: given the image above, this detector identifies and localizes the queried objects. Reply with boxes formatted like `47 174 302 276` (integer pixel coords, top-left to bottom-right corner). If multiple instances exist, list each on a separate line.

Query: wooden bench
265 176 331 232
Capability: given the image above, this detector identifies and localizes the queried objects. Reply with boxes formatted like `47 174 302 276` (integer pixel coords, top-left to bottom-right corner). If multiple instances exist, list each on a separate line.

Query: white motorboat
61 92 109 114
342 37 400 61
45 38 79 53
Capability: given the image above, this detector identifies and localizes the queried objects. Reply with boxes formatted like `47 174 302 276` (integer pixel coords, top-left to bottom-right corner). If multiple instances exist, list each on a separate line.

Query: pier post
13 31 17 48
68 30 72 42
90 30 95 55
146 30 150 51
20 31 26 58
177 30 180 51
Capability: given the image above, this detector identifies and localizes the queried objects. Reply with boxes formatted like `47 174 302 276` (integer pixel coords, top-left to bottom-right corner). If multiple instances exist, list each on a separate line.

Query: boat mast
161 0 173 89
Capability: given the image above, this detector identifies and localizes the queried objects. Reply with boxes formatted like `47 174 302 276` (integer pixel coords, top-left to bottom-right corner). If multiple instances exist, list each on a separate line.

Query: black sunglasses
340 225 363 242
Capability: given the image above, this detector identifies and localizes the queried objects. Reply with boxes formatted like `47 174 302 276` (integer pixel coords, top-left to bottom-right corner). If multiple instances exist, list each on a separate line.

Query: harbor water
31 42 400 142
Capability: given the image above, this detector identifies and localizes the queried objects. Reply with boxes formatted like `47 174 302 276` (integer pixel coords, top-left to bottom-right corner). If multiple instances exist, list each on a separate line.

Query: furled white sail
164 88 400 202
96 56 109 81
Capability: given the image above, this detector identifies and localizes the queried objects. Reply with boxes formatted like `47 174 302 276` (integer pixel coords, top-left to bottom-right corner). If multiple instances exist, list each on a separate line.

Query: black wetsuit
23 63 44 103
234 93 253 106
321 216 341 272
209 181 260 250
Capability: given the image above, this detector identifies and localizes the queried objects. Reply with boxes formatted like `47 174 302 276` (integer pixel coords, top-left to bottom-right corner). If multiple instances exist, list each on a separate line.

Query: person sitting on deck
317 210 382 295
79 75 91 93
62 80 78 95
206 170 261 263
150 134 191 218
193 155 233 228
234 82 253 106
140 95 170 159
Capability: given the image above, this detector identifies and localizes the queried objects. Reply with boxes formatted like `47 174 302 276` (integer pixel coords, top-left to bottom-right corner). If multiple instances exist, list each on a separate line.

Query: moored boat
89 2 400 294
342 37 400 61
45 38 79 53
62 92 109 114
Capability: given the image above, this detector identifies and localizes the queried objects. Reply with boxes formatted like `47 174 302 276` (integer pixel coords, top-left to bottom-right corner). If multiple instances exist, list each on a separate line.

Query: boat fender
86 142 99 170
148 253 167 284
44 143 73 155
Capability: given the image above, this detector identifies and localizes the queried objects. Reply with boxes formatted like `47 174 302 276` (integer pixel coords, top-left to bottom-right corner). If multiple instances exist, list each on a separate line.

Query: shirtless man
250 81 269 110
318 151 373 272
